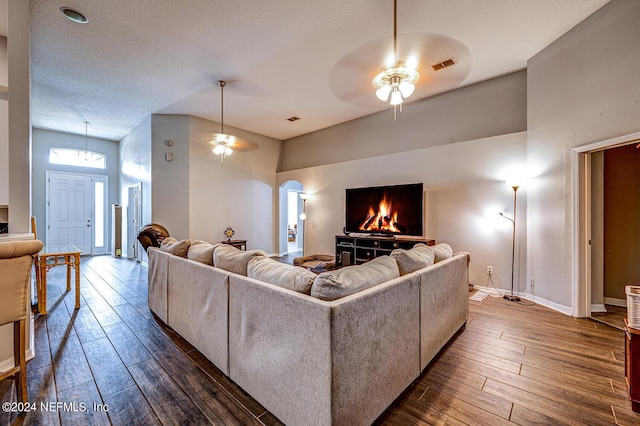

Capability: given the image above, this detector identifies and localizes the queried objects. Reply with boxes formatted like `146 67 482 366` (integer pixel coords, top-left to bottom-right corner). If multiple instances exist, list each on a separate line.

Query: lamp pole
299 193 309 256
504 185 520 302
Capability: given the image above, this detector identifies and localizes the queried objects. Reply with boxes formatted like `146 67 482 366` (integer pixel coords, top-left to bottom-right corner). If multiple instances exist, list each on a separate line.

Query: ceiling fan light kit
372 0 421 119
209 80 257 164
372 62 419 104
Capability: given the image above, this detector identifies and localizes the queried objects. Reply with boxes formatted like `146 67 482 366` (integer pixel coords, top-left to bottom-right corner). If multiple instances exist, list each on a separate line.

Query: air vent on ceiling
287 116 301 122
431 58 456 71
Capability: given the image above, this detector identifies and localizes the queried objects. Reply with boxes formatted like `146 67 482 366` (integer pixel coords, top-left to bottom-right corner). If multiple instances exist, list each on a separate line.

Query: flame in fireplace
359 194 403 232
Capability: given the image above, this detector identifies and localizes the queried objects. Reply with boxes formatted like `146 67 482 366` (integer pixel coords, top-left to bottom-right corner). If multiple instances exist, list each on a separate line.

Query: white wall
276 70 528 297
118 113 282 255
7 0 30 233
527 0 640 313
1 0 31 369
120 116 152 261
31 128 120 244
279 71 527 172
188 115 281 251
0 36 8 206
277 132 527 292
151 114 190 240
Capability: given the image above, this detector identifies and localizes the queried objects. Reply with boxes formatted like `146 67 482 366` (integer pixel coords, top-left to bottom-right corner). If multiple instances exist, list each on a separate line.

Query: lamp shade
398 81 415 98
375 85 392 101
390 90 403 106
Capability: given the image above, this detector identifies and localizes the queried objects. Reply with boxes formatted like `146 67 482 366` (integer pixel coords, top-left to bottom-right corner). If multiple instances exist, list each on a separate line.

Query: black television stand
335 235 435 267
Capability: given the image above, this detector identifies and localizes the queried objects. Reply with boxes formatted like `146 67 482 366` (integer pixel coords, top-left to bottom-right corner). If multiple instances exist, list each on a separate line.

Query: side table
37 244 81 314
221 239 247 251
625 318 640 413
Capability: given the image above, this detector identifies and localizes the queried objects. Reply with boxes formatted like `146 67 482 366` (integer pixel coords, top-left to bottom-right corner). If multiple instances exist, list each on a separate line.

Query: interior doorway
127 183 143 261
287 189 303 254
46 171 108 255
278 180 304 256
575 131 640 320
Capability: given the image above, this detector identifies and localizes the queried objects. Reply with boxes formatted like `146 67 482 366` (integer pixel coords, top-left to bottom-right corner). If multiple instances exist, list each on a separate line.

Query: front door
46 172 98 254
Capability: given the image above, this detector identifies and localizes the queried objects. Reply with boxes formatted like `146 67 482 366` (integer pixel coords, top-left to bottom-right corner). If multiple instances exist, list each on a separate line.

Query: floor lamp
299 193 309 256
500 184 520 302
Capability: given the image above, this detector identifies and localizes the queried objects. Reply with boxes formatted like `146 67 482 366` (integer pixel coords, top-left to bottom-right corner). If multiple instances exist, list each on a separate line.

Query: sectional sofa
147 239 469 426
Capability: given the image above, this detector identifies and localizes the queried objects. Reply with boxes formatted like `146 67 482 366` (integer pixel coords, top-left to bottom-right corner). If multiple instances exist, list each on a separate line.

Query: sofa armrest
228 276 333 425
328 273 421 425
167 256 230 375
416 252 470 370
148 247 170 323
228 273 420 426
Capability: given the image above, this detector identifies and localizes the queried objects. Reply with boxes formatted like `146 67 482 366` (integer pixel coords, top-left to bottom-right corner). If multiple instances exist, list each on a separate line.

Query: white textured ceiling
25 0 609 141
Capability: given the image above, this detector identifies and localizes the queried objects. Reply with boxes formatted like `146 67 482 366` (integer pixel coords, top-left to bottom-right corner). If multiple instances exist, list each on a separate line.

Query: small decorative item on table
224 226 235 241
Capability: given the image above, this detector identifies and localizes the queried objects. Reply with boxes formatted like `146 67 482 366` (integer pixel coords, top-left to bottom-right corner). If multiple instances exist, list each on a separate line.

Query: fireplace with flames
345 183 423 236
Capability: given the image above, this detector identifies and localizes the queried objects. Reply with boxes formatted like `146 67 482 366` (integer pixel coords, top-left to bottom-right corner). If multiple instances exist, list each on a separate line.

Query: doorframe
127 183 143 261
278 180 303 256
45 170 109 255
573 130 640 317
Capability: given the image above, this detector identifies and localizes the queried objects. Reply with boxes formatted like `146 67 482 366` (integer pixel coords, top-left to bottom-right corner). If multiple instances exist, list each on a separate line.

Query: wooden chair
30 216 37 240
31 216 42 304
0 239 44 404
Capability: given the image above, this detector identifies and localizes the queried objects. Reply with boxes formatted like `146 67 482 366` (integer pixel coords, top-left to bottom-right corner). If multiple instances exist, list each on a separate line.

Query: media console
335 234 435 267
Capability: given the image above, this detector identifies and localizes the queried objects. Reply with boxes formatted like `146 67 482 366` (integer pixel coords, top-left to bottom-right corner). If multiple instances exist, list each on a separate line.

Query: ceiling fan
209 80 258 164
329 0 471 115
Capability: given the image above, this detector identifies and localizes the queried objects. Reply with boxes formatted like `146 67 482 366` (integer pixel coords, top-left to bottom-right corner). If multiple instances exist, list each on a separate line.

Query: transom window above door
49 148 106 169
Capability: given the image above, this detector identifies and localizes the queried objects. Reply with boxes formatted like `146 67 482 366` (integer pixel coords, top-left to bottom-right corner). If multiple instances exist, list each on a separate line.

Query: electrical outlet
530 277 535 288
486 266 493 275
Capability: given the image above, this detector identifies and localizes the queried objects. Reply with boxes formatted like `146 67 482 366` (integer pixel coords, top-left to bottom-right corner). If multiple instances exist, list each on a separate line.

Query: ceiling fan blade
329 33 471 109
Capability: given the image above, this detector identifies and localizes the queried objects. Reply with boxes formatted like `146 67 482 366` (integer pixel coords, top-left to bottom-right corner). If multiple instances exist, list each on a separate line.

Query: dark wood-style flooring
1 256 639 425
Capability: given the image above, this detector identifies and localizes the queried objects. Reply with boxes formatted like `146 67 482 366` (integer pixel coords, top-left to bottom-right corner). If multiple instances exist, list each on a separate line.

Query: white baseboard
604 297 627 308
590 303 607 313
472 285 573 316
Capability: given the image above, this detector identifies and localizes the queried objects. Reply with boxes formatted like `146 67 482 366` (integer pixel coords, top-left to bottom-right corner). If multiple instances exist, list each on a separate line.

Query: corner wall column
7 0 32 233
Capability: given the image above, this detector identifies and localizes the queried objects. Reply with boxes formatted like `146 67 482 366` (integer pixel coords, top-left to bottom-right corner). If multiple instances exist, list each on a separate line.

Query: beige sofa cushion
432 243 454 263
390 243 435 275
160 237 191 258
247 257 315 294
187 240 220 266
214 244 267 276
311 255 400 301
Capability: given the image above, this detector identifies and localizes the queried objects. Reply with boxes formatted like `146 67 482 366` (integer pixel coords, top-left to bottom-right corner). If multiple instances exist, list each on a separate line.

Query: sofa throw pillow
160 237 191 258
213 243 267 276
247 257 315 294
187 240 220 266
390 243 435 275
432 243 454 263
311 255 400 301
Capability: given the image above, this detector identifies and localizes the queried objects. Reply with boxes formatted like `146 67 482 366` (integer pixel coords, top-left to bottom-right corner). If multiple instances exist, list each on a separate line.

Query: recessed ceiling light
60 7 88 24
